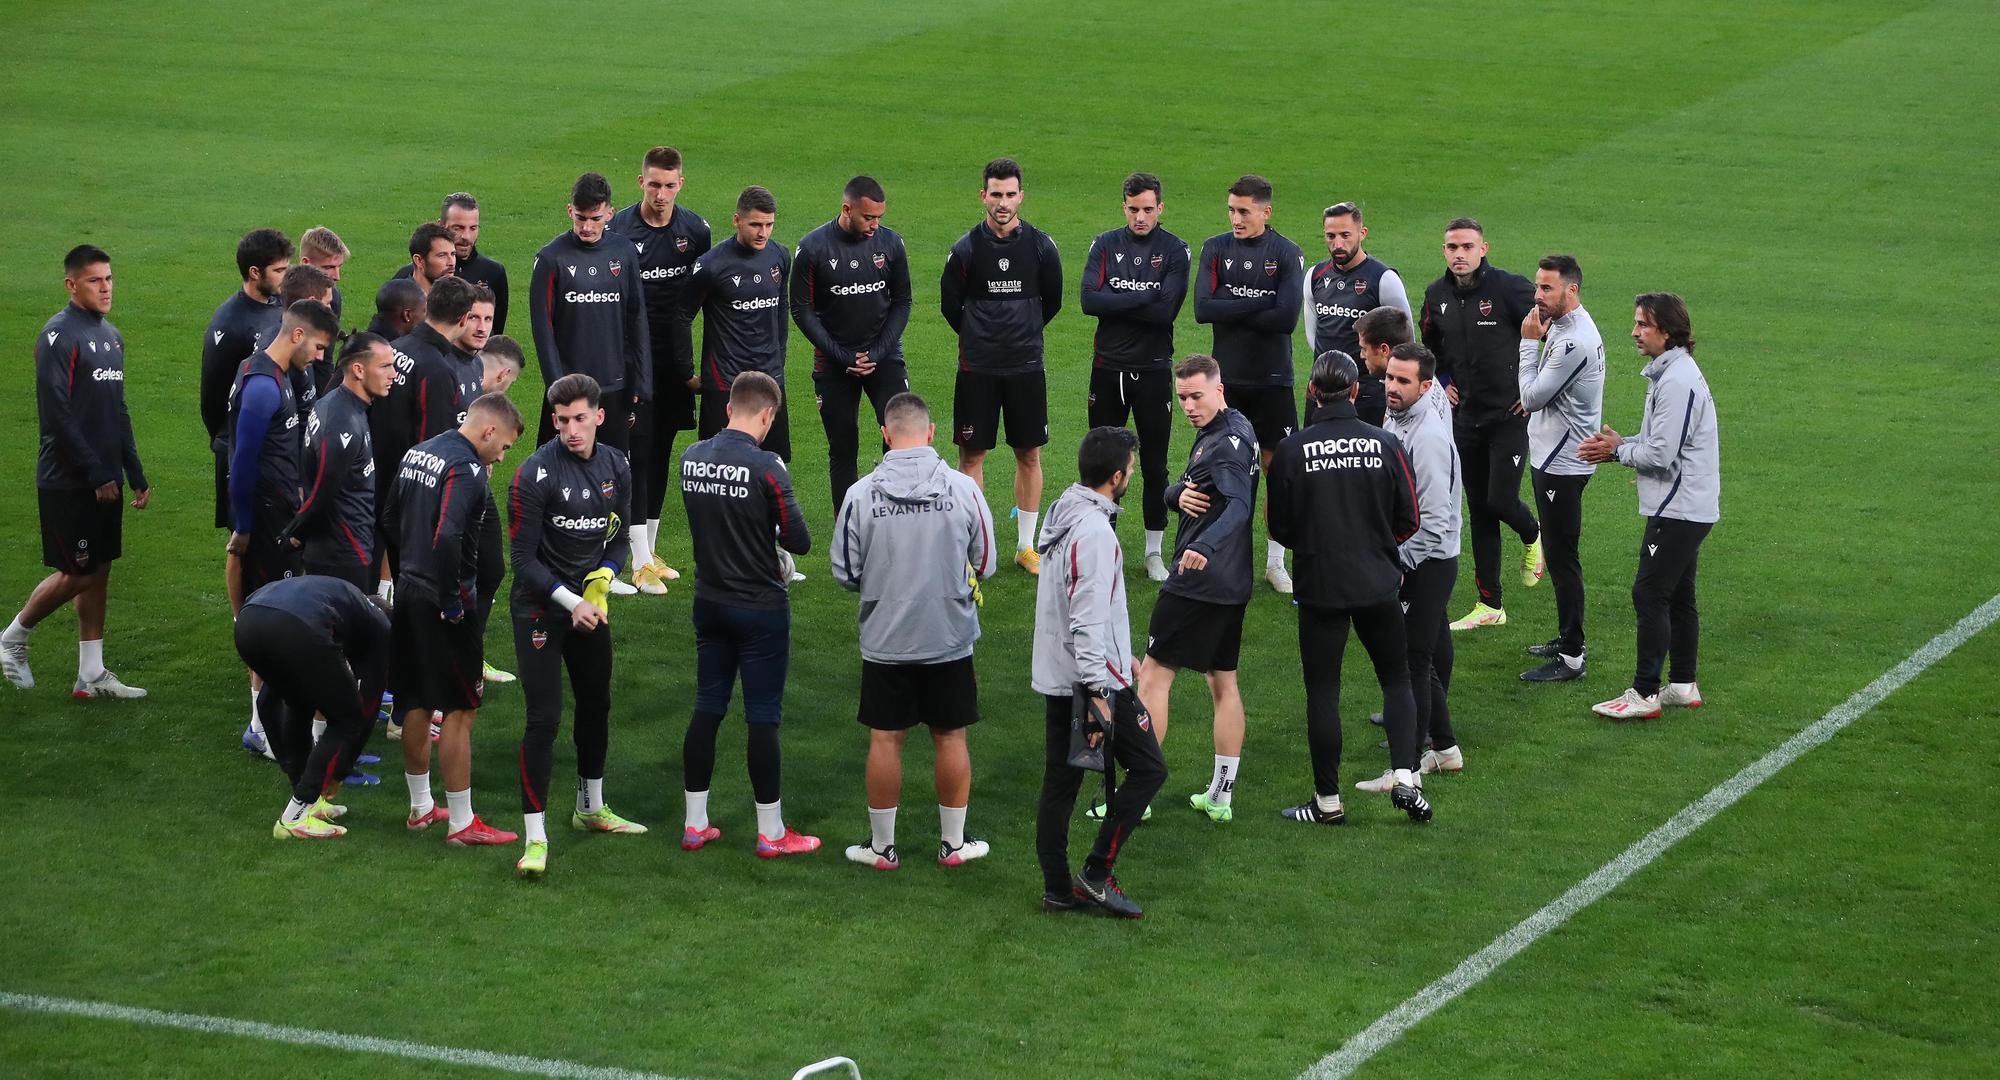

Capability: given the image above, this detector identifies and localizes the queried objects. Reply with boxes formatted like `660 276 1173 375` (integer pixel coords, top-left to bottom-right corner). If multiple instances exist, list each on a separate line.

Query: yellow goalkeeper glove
582 567 614 611
968 562 984 608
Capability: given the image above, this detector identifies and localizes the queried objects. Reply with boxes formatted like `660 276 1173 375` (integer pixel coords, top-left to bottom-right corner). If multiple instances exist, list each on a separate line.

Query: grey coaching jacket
1031 484 1134 697
1518 306 1605 477
831 447 997 664
1617 346 1720 523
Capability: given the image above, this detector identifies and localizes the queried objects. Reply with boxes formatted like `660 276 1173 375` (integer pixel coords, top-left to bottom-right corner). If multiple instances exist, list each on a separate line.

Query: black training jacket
278 384 376 571
679 428 809 611
507 438 632 613
1267 398 1420 609
1079 225 1189 372
529 229 652 399
37 303 146 492
792 219 913 374
683 235 792 391
385 429 492 613
1419 258 1535 428
610 203 711 388
1161 407 1260 606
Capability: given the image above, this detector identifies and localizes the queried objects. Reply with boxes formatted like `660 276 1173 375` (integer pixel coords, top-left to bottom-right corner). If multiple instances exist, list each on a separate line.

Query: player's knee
1017 446 1040 468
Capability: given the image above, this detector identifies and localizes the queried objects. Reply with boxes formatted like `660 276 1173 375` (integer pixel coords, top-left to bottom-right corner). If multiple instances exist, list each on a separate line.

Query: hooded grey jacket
1387 380 1462 569
1517 306 1605 477
1616 347 1720 523
831 446 997 663
1030 484 1134 696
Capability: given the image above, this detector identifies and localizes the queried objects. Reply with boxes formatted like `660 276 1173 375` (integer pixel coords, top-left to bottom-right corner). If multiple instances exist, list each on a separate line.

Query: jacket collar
1642 346 1690 381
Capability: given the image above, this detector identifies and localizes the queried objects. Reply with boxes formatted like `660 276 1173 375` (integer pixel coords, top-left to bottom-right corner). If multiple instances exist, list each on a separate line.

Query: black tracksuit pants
1456 418 1539 609
1532 469 1590 654
1400 556 1459 752
237 607 384 807
513 608 614 815
1036 692 1167 896
1087 368 1173 533
1298 599 1416 796
815 365 907 515
1632 517 1712 696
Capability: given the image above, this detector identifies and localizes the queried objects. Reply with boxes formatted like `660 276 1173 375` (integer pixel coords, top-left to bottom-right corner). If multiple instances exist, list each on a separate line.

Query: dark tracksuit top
37 303 146 493
683 235 792 392
1306 253 1411 422
225 351 302 530
529 229 652 398
394 246 510 334
791 220 914 375
940 220 1063 373
201 289 282 448
1266 398 1420 609
1079 226 1190 371
241 573 390 658
678 428 809 611
384 429 492 615
507 439 632 615
609 202 711 390
1420 258 1536 428
420 345 485 441
1193 229 1306 387
1160 407 1260 606
276 383 376 572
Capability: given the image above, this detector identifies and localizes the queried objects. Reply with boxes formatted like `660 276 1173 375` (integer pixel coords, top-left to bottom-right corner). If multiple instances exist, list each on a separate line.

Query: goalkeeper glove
967 562 984 608
581 567 614 611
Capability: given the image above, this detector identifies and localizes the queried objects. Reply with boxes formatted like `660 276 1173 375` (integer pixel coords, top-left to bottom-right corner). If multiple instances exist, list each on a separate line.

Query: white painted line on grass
0 991 690 1080
1301 591 2000 1080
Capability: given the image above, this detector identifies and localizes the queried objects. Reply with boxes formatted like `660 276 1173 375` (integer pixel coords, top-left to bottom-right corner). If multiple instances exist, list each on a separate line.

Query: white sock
869 805 898 851
684 789 710 831
311 716 328 743
1017 509 1038 550
523 811 547 844
628 522 649 572
2 616 29 645
77 638 105 681
1394 768 1419 788
577 776 604 815
445 788 473 833
938 804 966 849
1266 540 1287 568
646 519 663 561
282 797 311 825
1561 651 1585 670
1314 792 1342 814
755 799 785 839
1144 530 1164 558
405 772 433 814
1208 755 1240 806
375 577 392 600
249 689 262 728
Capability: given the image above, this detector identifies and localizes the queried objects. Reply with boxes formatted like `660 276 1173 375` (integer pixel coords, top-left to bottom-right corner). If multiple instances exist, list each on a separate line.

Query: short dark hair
882 391 929 433
1173 354 1221 381
1444 216 1484 236
465 391 524 434
440 192 478 218
1538 253 1582 288
730 370 782 414
1077 426 1140 489
1227 175 1273 203
236 228 293 279
844 175 885 203
284 298 340 339
375 277 423 318
1310 350 1359 398
64 244 109 276
339 331 389 372
736 186 777 216
467 282 496 308
1323 200 1363 224
1635 292 1695 353
642 146 683 173
481 335 525 371
570 172 613 211
409 222 453 258
1123 172 1162 201
280 264 334 307
1387 342 1437 382
1355 306 1413 350
982 157 1023 188
426 276 479 324
547 372 602 410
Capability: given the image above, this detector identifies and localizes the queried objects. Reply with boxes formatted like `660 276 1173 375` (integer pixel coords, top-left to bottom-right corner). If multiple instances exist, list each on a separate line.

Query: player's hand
572 600 606 632
1522 307 1548 340
287 537 302 549
1445 383 1460 407
685 375 700 391
94 481 119 504
1177 548 1209 573
1578 425 1622 463
225 531 250 557
1510 399 1527 417
130 488 150 510
1177 486 1211 516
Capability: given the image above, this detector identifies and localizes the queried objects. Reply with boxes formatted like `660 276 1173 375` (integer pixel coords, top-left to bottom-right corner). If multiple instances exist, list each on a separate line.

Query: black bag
1068 684 1114 772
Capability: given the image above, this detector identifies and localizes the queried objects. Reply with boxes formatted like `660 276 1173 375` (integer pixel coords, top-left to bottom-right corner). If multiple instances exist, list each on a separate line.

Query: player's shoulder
874 223 906 250
1152 226 1189 252
609 202 641 229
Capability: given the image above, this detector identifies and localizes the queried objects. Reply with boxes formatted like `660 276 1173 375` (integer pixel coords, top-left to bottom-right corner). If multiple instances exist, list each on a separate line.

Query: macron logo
536 467 547 481
49 332 60 345
1648 544 1658 556
212 331 223 344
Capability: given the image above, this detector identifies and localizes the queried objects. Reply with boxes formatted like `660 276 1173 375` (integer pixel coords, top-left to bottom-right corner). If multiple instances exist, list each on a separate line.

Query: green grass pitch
1 1 1996 1077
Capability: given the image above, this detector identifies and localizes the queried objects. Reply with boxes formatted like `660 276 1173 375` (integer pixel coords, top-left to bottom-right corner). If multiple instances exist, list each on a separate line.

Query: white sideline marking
1301 592 2000 1080
0 991 689 1080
